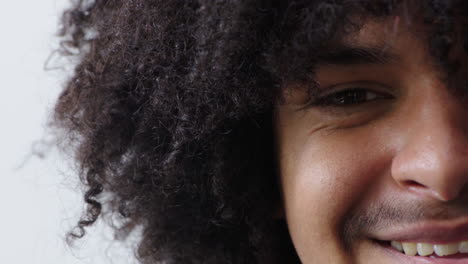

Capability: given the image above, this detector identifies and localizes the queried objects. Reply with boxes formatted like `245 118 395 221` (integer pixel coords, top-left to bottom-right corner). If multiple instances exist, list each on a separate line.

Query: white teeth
402 242 417 256
459 241 468 253
391 241 403 252
391 240 468 257
417 243 434 256
434 243 458 256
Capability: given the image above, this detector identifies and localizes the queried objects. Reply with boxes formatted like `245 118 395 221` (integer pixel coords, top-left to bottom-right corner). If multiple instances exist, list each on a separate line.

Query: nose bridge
391 89 468 201
415 94 463 159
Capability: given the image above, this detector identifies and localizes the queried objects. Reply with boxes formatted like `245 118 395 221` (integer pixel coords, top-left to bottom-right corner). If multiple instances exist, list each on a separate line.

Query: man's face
275 16 468 264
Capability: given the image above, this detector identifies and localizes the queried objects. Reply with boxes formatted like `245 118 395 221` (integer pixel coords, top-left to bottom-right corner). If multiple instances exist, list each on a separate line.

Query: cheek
278 125 392 262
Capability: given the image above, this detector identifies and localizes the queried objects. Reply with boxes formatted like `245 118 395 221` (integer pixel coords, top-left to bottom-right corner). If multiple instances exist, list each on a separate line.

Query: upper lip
373 217 468 244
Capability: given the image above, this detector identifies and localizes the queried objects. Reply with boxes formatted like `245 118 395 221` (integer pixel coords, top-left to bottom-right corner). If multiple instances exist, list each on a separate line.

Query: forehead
329 17 428 66
340 17 414 46
271 1 467 98
279 17 468 105
320 14 466 77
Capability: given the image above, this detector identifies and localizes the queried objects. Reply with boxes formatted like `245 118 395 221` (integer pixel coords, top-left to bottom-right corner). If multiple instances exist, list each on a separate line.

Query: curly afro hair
54 0 467 263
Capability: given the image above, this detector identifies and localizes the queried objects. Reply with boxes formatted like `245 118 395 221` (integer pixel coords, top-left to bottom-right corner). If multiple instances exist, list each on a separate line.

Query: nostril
402 180 426 189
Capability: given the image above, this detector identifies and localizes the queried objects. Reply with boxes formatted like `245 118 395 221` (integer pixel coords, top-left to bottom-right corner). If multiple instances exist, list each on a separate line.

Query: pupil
334 90 366 105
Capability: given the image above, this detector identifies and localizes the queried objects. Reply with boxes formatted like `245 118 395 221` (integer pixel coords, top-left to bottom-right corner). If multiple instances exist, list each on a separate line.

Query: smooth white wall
0 1 137 263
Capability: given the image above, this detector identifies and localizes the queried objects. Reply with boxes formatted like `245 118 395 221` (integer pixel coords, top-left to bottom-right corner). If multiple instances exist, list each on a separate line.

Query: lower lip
376 241 468 264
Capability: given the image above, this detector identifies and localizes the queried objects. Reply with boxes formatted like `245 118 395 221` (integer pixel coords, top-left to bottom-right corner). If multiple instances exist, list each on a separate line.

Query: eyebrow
316 44 399 66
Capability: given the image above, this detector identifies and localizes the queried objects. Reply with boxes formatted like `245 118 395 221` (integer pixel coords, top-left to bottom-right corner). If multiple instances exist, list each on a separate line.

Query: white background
0 1 136 263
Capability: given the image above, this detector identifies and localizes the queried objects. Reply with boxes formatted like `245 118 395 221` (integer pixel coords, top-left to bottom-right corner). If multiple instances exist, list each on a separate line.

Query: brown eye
311 88 389 107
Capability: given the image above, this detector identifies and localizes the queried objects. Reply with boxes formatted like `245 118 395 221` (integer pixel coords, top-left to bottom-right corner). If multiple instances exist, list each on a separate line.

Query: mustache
341 196 468 250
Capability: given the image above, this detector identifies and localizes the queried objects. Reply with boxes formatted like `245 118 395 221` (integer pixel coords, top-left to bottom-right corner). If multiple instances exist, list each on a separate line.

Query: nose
391 89 468 201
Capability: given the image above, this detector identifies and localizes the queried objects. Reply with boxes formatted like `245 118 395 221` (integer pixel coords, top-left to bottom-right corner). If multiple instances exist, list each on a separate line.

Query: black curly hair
54 0 467 263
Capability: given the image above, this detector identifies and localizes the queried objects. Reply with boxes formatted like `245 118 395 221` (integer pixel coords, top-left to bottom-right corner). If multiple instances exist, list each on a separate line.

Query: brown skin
275 17 468 264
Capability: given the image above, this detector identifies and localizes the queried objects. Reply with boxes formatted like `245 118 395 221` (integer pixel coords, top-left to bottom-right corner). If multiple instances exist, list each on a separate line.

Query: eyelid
297 81 394 111
314 81 392 98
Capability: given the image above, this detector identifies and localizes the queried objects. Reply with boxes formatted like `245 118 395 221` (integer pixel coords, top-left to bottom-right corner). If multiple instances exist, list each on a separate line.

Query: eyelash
306 87 392 108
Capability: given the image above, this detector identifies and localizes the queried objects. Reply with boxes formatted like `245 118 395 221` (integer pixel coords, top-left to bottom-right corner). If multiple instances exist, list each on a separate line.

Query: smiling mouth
370 220 468 262
384 240 468 257
371 239 468 264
